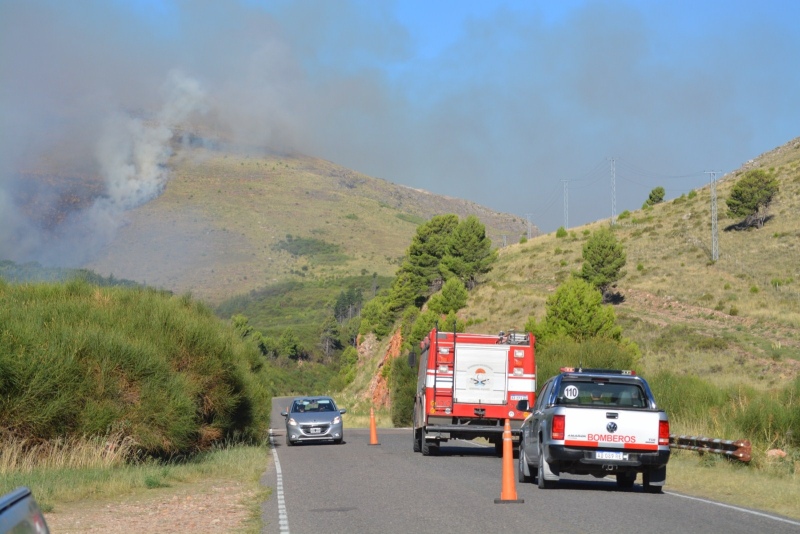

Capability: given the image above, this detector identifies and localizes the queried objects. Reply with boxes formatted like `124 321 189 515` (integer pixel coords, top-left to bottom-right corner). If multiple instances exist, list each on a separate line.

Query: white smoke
12 71 207 267
95 71 205 214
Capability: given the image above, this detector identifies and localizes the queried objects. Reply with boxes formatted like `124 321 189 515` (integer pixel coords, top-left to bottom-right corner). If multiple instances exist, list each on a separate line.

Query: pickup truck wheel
518 448 531 483
616 472 636 489
643 470 665 494
537 443 556 489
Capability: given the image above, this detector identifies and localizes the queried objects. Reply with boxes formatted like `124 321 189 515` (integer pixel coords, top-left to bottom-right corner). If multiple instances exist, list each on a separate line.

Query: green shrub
534 336 640 387
389 355 416 427
0 281 272 457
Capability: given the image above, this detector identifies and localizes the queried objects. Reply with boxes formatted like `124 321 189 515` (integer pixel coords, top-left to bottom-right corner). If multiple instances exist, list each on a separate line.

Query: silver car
281 396 346 445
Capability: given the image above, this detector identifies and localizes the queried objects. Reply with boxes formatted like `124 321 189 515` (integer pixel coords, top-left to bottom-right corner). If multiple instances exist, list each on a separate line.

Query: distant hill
80 144 532 304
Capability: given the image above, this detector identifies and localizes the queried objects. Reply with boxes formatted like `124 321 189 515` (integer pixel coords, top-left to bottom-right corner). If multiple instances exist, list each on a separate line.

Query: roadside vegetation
0 278 275 524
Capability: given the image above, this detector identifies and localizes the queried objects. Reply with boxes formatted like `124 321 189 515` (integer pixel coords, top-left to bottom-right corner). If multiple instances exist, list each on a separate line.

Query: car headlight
287 418 298 426
333 416 341 424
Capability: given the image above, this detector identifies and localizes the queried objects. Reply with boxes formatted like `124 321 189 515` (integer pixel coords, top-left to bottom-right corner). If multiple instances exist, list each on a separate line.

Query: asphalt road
260 397 799 534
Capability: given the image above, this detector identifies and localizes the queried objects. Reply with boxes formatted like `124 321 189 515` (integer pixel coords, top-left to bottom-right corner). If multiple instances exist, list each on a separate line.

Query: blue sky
2 0 799 258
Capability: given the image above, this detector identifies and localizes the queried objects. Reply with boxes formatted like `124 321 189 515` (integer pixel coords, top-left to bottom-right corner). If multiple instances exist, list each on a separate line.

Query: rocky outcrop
358 329 403 409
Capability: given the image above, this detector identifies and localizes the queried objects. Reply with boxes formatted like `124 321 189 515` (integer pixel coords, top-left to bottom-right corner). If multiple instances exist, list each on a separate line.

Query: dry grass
0 432 135 474
667 451 800 520
1 437 269 523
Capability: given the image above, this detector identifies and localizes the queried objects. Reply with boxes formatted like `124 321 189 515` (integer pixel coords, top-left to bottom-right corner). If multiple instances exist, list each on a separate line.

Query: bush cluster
0 279 272 457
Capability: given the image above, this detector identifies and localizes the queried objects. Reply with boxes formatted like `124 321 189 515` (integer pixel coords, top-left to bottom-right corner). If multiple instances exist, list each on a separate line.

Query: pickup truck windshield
555 381 647 408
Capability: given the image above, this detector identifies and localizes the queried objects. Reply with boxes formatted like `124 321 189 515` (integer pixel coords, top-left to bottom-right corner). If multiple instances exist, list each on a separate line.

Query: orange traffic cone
494 419 524 503
369 407 380 446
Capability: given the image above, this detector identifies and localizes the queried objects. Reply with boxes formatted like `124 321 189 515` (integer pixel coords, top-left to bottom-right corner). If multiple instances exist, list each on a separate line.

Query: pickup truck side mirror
515 399 530 412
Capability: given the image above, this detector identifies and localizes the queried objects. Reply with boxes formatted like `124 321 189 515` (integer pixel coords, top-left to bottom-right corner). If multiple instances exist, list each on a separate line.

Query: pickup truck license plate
596 451 625 460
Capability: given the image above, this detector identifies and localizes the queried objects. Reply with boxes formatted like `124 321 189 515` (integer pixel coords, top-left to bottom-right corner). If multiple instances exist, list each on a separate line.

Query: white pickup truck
517 368 670 493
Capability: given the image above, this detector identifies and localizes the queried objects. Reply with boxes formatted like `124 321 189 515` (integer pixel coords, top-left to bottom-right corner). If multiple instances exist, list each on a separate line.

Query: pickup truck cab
517 368 670 493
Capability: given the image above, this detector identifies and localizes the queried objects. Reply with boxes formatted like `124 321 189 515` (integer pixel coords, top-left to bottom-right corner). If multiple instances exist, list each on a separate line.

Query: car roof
292 396 336 402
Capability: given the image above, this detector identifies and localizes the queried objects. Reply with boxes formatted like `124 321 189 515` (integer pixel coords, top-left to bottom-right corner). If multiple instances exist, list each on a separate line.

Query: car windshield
555 381 647 408
292 399 336 413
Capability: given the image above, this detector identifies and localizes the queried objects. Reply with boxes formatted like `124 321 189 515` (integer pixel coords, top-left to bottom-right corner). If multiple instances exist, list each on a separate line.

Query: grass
667 451 800 520
0 435 270 530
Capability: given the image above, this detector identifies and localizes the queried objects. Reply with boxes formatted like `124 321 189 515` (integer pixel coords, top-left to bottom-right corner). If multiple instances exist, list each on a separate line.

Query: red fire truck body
412 327 536 455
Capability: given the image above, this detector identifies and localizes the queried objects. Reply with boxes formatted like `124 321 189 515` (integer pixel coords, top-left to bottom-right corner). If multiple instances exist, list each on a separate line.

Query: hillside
80 143 531 304
456 136 800 390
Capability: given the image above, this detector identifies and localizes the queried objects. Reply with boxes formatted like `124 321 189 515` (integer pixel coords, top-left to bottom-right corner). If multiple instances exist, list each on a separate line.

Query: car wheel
537 443 556 489
616 472 636 489
286 435 293 447
333 437 343 445
518 448 531 483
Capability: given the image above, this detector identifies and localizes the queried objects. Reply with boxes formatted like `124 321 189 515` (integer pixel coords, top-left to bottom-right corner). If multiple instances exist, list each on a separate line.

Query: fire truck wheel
494 440 503 457
518 448 532 483
421 438 438 456
413 428 421 453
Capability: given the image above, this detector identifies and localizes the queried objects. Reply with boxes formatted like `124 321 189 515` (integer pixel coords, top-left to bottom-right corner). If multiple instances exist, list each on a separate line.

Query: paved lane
260 397 799 534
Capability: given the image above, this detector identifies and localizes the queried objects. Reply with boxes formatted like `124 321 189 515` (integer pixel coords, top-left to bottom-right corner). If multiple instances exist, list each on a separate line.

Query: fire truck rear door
453 344 508 405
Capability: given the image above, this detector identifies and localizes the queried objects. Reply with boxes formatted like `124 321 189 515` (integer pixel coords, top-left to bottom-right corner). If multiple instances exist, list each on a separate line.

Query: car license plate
310 427 321 434
596 451 625 460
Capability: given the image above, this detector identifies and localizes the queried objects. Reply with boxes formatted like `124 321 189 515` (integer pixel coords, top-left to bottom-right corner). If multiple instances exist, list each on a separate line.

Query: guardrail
669 434 752 463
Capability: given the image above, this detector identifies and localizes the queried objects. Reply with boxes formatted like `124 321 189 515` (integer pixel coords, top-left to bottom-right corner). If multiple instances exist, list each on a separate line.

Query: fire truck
411 327 536 456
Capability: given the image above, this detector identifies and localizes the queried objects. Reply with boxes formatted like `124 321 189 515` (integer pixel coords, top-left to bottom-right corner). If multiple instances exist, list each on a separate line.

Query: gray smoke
0 69 205 266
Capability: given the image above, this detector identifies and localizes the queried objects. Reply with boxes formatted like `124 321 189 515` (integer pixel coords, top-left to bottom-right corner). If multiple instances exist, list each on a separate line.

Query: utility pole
706 171 719 261
562 179 569 230
525 213 534 239
610 157 617 225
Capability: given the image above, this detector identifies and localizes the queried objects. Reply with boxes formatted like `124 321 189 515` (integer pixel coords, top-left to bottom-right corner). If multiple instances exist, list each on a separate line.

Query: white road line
666 491 800 527
268 429 290 534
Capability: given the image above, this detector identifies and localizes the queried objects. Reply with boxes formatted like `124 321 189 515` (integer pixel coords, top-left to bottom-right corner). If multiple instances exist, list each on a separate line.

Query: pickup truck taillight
659 420 670 446
552 415 565 440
